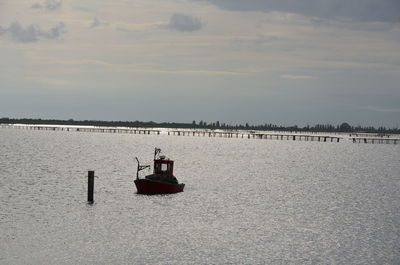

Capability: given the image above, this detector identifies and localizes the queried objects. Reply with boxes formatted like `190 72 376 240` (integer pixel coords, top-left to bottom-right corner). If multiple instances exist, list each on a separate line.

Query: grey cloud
205 0 400 23
72 5 93 13
45 22 66 38
0 22 66 43
89 17 109 29
312 18 396 31
167 13 203 31
31 0 62 11
31 3 43 9
45 0 62 10
115 26 131 32
90 17 101 28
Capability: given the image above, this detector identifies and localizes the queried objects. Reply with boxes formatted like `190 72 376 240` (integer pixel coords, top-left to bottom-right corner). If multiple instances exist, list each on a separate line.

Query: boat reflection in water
134 148 185 194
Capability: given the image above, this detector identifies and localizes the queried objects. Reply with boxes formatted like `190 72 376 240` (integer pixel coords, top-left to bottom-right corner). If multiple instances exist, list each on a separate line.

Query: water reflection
0 128 399 264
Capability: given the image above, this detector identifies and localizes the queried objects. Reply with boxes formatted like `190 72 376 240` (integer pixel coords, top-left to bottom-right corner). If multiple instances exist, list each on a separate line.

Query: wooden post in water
88 171 94 204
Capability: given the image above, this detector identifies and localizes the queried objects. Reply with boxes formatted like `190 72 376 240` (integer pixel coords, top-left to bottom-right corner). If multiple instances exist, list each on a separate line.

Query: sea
0 127 399 265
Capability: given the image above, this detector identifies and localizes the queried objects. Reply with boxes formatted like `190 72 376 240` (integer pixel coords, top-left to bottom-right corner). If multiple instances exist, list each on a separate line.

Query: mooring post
88 171 94 204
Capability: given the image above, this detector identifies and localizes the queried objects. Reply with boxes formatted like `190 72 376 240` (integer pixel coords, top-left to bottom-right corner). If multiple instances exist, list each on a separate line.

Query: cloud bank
167 13 203 31
31 0 62 11
280 74 317 80
0 22 66 43
205 0 400 23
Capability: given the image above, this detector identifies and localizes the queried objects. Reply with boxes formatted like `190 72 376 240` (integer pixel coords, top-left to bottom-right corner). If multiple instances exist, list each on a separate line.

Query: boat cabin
154 155 174 176
134 148 184 194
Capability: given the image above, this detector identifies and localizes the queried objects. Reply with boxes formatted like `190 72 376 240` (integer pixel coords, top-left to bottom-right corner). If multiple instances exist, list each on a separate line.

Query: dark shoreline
1 117 399 134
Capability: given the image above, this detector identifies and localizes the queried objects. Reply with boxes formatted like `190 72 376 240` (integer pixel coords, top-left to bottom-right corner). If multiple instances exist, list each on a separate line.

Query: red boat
134 148 185 194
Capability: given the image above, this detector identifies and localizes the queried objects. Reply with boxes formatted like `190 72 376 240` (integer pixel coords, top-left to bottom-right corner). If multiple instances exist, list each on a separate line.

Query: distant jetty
1 117 399 134
1 124 399 145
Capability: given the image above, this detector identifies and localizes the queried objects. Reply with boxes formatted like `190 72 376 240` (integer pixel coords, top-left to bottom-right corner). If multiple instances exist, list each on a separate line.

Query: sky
0 0 399 127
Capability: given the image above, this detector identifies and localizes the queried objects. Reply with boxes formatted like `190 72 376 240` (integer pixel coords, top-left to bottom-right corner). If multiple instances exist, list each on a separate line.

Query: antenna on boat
154 148 161 159
135 157 150 180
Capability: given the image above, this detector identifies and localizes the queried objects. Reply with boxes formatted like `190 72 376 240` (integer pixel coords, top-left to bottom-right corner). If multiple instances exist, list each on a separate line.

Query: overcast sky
1 0 399 127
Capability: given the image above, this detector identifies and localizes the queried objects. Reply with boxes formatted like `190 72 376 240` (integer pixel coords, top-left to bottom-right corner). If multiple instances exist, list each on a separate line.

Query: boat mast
154 148 161 160
135 157 150 180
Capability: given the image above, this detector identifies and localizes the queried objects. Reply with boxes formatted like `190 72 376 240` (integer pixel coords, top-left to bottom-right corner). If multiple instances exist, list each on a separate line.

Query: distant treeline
1 117 399 134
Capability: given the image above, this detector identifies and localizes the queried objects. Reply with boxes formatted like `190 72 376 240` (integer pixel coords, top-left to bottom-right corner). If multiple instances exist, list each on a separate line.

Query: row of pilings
351 137 398 144
1 124 398 144
168 130 342 143
1 124 161 135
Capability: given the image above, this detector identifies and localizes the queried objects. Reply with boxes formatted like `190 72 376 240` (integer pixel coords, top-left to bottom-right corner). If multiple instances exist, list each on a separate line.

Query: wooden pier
0 124 161 135
1 124 398 144
168 130 342 142
351 137 398 145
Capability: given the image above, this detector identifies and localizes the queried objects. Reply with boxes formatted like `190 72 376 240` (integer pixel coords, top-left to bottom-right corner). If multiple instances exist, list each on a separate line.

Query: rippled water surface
1 128 399 264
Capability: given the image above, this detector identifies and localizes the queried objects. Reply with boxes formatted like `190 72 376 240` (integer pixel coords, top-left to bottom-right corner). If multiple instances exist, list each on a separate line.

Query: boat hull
134 179 184 194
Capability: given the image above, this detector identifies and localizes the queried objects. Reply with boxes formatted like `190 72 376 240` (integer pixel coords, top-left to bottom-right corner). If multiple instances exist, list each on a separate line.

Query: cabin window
161 163 168 172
